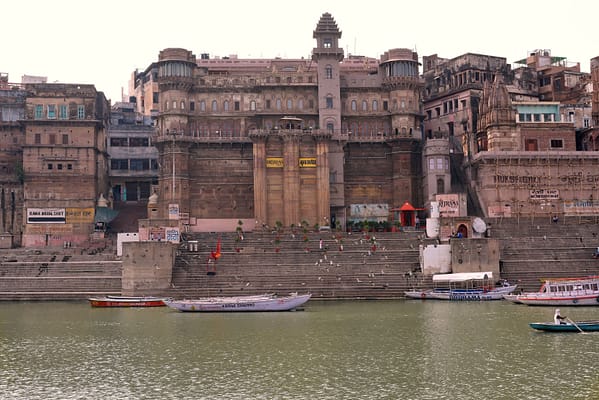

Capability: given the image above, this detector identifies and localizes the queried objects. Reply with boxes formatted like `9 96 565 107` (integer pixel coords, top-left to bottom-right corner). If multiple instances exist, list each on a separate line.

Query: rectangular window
67 164 73 170
533 114 541 122
110 159 129 170
110 137 128 146
77 105 85 119
130 159 150 171
129 137 149 147
62 134 68 145
47 163 53 170
436 158 443 170
550 139 563 149
265 100 271 109
234 101 240 111
35 105 43 119
189 101 195 111
326 97 333 109
49 134 56 145
584 118 590 128
57 164 63 170
153 92 159 104
47 105 56 119
59 105 68 119
34 133 41 144
383 101 388 111
429 159 435 170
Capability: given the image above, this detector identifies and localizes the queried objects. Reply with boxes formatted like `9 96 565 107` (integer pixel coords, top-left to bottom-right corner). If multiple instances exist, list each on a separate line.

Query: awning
94 207 119 223
432 272 493 283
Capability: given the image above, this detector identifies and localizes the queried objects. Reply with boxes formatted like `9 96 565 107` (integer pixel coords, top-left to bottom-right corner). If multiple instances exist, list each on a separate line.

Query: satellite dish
472 217 487 233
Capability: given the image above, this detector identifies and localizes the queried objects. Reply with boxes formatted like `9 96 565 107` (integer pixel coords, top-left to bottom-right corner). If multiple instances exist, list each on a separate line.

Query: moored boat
515 276 599 306
164 292 311 312
88 295 168 307
404 272 517 301
529 320 599 332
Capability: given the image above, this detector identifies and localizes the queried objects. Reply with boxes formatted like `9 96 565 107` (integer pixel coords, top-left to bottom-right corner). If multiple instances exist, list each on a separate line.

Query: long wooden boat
529 320 599 332
405 272 517 301
88 295 168 307
164 293 311 312
516 276 599 306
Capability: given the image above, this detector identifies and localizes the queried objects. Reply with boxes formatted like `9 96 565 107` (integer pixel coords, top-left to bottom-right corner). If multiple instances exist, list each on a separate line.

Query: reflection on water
1 300 599 399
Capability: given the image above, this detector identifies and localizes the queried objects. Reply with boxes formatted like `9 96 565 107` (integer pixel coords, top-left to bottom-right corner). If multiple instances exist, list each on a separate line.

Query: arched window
224 100 229 111
362 101 368 111
298 99 304 110
172 101 177 109
200 100 206 112
287 99 292 110
180 101 185 110
351 100 357 111
326 95 333 109
212 100 218 112
165 101 169 111
276 99 282 110
372 100 378 111
250 100 256 111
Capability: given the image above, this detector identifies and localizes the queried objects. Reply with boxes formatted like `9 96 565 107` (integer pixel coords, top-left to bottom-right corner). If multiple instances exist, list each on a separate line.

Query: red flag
210 237 221 260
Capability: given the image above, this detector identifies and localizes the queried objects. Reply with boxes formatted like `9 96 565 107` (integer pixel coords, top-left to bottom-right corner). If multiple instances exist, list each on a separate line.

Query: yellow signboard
66 208 95 224
266 157 284 168
299 158 316 168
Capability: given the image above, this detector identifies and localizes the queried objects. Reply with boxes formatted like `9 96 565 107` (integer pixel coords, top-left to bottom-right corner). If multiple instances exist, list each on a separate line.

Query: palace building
132 13 424 233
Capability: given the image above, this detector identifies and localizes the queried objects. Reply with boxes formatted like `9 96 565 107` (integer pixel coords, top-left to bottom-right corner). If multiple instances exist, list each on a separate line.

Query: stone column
283 134 300 226
316 137 330 226
252 138 267 227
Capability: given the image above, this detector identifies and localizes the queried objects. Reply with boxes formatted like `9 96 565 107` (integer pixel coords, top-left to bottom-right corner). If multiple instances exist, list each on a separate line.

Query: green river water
1 300 598 399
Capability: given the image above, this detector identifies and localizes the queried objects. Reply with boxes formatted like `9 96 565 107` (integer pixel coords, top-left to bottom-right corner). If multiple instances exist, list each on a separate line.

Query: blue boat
529 320 599 332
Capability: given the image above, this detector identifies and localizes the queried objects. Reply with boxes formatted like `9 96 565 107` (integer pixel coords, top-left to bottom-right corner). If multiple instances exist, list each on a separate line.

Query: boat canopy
432 272 493 283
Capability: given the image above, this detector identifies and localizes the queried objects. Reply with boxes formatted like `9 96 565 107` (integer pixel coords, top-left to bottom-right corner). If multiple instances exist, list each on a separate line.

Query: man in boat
554 309 568 325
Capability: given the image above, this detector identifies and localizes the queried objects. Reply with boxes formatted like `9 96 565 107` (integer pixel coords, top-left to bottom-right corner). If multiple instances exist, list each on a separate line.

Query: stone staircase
487 216 599 292
163 230 426 300
0 241 121 300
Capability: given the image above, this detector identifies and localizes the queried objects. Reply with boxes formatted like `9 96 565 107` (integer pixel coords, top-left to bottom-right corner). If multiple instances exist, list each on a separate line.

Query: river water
1 300 598 400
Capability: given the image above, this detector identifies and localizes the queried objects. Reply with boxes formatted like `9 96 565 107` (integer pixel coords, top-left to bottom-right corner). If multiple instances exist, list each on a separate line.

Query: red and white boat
88 295 168 307
515 276 599 306
164 293 311 312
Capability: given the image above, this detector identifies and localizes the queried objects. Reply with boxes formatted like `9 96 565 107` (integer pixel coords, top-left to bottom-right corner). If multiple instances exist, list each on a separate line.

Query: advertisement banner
27 208 66 224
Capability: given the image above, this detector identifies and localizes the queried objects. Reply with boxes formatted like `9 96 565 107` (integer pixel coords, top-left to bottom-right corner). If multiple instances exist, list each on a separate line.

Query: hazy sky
3 0 597 102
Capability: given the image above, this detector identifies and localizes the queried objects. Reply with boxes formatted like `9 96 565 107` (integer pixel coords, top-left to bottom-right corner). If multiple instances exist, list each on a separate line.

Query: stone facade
21 84 110 246
138 13 424 231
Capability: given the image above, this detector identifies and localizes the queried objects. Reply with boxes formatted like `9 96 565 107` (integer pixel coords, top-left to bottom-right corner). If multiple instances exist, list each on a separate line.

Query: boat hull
165 293 311 312
529 321 599 332
89 296 167 307
516 294 599 306
405 285 517 301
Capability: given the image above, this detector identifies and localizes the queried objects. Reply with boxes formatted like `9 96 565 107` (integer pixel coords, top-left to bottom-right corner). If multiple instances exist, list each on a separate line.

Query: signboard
488 204 512 218
436 194 467 217
168 203 179 220
299 158 316 168
564 200 599 216
530 189 559 200
27 208 66 224
350 204 389 221
266 157 284 168
165 227 180 243
66 208 95 224
150 227 165 241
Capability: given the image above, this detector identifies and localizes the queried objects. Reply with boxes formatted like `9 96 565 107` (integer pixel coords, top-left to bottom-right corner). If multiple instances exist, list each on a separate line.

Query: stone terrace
2 216 599 300
162 230 426 300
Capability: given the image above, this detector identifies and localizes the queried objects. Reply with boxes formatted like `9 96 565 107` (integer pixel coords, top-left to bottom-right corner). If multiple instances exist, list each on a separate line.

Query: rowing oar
566 317 587 334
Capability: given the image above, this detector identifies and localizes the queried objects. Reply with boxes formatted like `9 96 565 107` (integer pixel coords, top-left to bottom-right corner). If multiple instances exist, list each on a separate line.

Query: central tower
312 13 344 133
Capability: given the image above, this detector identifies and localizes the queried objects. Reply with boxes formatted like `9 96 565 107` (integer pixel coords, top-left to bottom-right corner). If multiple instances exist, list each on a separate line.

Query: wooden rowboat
88 295 167 307
529 320 599 332
164 293 311 312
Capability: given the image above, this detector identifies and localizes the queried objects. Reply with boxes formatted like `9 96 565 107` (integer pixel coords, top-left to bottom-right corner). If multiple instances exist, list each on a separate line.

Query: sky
3 0 597 103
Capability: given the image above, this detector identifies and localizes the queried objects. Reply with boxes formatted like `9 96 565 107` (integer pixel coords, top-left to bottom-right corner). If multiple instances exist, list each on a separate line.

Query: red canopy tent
391 202 425 227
